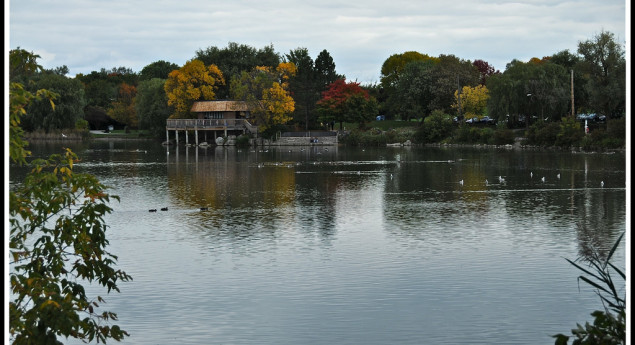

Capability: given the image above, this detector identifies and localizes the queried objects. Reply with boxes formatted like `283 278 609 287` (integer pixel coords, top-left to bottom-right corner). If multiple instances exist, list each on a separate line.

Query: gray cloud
9 0 626 83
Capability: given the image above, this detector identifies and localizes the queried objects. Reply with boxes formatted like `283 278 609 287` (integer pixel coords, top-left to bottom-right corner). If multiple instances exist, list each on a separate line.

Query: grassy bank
337 117 625 151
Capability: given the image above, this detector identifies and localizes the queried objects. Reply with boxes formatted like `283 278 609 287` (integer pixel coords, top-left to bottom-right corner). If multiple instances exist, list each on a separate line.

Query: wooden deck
166 119 256 132
165 119 258 146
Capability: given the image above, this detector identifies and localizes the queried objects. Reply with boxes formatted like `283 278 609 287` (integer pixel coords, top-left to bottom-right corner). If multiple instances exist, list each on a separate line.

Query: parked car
576 113 597 122
376 115 386 121
481 116 496 125
465 117 478 124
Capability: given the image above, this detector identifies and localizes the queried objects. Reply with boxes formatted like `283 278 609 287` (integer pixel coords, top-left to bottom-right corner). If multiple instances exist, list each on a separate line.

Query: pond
10 140 627 345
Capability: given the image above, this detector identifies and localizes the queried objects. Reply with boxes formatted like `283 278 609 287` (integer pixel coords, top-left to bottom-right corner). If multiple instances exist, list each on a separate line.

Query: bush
526 122 561 146
603 118 626 148
416 111 454 143
75 118 89 131
555 117 584 148
452 125 483 144
491 127 516 145
235 134 251 148
579 118 625 150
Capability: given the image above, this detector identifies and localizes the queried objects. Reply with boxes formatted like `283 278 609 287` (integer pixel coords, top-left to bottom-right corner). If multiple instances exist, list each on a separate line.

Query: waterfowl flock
457 172 605 188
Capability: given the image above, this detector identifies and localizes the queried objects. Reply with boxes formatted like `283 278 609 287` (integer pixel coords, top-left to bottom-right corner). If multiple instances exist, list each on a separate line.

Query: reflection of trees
167 146 344 242
380 147 625 260
294 172 340 240
573 190 625 261
167 146 296 210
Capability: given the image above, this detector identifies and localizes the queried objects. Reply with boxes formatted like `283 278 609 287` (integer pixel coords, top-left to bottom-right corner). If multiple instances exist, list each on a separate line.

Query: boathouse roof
191 101 249 112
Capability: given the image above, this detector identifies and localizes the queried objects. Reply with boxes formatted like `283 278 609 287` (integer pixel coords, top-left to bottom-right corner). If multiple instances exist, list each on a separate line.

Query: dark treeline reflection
160 145 625 263
11 141 626 263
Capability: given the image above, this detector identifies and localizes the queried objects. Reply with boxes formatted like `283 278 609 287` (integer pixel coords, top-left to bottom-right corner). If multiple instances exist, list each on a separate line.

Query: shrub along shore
23 116 625 153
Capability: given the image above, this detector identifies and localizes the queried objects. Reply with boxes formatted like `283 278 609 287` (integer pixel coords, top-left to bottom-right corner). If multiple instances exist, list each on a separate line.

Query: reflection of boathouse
165 101 258 145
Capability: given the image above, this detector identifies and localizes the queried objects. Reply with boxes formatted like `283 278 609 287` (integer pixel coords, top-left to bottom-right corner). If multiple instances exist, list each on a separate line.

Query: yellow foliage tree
263 82 295 126
108 83 137 128
230 62 296 133
453 84 489 119
164 59 224 119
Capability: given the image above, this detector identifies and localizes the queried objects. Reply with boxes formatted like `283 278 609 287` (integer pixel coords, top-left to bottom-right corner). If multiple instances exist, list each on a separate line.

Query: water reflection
10 141 626 345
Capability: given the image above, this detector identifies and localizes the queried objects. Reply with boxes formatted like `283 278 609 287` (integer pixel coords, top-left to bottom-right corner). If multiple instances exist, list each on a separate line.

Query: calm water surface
11 140 627 345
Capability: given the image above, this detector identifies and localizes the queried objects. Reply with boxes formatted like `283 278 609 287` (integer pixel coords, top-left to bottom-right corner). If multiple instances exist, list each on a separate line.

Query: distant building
165 101 257 145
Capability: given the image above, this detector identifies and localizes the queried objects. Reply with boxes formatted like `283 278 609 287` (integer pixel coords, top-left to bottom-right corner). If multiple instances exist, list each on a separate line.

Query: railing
166 119 255 131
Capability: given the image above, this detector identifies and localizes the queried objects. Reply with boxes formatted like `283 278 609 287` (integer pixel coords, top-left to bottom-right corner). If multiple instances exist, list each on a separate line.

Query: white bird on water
498 176 505 183
601 181 604 188
459 180 464 186
557 173 560 179
530 172 533 178
541 177 546 183
61 133 67 138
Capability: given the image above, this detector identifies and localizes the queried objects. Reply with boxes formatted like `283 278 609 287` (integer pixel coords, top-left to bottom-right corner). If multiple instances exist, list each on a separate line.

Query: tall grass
553 232 626 345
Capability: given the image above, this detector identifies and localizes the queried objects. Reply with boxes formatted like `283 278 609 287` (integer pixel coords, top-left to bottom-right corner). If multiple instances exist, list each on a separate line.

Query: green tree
380 51 435 90
136 78 171 138
392 60 436 121
140 60 180 80
343 93 379 129
487 59 569 127
9 82 132 344
76 67 139 110
525 61 570 123
22 72 86 132
286 47 318 130
429 54 480 114
195 42 281 99
486 62 524 126
80 77 117 109
285 48 344 130
549 50 587 117
314 49 342 89
10 47 43 82
576 30 626 120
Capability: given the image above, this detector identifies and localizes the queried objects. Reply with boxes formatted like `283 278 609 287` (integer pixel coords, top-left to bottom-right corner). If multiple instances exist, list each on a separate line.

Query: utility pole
457 76 462 119
570 69 575 118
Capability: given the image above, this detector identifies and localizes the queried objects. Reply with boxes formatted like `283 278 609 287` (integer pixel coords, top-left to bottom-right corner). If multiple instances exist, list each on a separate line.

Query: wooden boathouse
165 100 258 145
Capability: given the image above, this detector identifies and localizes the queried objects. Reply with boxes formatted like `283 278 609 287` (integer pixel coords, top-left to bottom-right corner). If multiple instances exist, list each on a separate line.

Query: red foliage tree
473 59 499 85
317 79 368 109
317 79 376 129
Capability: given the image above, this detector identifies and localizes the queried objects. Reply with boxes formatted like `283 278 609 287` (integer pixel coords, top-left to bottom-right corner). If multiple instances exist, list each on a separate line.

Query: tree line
9 30 625 140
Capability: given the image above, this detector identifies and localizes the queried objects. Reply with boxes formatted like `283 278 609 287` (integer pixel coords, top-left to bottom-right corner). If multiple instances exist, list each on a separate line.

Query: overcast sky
6 0 629 84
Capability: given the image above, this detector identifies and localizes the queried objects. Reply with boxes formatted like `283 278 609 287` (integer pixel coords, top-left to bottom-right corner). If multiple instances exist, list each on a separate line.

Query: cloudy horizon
7 0 628 84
